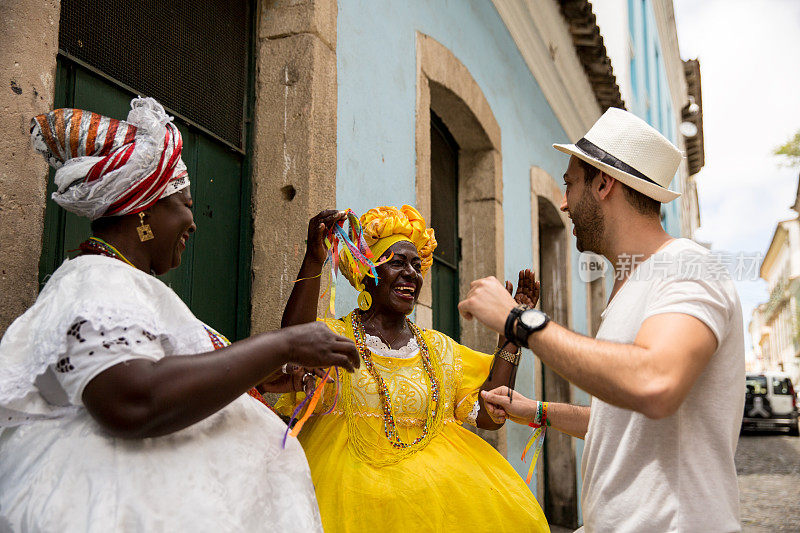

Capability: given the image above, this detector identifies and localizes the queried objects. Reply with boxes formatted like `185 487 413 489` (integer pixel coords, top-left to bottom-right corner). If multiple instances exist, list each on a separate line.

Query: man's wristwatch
504 305 550 347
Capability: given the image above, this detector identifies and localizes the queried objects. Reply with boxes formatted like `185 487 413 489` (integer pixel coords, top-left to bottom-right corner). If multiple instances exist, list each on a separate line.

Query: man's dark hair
577 158 661 218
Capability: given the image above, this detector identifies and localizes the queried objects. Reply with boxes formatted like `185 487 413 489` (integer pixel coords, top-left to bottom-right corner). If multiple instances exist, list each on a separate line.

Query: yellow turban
341 205 437 291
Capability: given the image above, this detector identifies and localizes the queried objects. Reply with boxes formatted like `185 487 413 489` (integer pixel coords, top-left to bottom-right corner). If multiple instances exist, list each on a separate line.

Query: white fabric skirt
0 395 322 532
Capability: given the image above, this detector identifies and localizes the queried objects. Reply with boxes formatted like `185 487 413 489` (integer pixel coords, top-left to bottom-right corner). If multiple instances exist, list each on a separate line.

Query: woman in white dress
0 97 359 532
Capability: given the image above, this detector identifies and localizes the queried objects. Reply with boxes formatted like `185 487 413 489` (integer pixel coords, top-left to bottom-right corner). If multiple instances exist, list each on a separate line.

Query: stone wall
250 0 338 334
0 1 60 335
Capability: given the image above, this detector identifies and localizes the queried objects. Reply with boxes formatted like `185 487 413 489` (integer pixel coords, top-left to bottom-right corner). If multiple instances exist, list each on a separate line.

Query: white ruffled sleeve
53 320 165 406
0 255 212 426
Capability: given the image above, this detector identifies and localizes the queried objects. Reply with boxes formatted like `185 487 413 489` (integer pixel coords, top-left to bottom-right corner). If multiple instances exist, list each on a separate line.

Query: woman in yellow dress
277 205 549 532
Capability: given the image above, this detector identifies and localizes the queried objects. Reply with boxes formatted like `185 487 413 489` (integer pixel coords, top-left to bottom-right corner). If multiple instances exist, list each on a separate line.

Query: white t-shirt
581 239 745 532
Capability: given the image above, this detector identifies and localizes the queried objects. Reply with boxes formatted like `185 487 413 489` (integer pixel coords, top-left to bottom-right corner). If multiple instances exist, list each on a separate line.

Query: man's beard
572 189 604 253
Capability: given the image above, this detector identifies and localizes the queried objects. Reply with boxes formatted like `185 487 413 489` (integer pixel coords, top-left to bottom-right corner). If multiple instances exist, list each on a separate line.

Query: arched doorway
530 166 579 527
415 32 505 452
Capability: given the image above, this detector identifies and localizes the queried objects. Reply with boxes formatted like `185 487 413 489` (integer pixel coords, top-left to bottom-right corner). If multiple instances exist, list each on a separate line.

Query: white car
743 371 799 436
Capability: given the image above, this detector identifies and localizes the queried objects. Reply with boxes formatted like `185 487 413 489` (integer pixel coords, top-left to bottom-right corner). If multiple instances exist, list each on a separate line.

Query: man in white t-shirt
458 108 745 532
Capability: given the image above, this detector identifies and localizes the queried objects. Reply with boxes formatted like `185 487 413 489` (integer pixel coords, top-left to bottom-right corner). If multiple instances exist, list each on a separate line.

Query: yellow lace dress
276 312 549 532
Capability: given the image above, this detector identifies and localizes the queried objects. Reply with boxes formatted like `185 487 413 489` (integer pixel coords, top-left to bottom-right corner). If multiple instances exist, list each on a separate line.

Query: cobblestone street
737 432 800 532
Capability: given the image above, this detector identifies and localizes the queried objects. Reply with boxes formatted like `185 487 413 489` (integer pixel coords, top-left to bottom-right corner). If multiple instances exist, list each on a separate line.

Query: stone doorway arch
530 165 579 527
414 33 502 349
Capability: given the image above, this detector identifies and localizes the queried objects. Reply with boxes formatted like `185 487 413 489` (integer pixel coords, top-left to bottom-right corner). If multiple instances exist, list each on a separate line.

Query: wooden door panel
430 111 460 342
432 261 460 341
189 136 243 337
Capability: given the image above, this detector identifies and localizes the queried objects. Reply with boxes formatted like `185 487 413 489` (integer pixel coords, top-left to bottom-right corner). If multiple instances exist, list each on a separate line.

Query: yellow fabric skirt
297 413 549 532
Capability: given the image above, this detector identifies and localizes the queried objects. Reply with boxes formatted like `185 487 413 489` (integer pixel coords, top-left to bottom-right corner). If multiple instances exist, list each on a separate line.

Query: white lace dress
0 255 322 532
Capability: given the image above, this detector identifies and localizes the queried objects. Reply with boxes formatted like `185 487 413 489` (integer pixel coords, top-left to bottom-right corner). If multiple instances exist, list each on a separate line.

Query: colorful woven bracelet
528 401 550 427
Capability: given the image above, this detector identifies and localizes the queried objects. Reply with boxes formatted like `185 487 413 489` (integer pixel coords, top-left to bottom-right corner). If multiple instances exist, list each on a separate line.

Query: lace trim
5 303 169 398
465 400 481 427
364 333 419 359
341 312 447 467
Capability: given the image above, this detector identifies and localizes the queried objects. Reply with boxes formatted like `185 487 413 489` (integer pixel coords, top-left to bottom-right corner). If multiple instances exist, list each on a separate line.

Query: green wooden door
430 112 461 342
39 57 250 340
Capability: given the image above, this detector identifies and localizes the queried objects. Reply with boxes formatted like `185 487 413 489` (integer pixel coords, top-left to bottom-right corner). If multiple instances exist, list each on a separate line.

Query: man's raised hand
458 276 518 334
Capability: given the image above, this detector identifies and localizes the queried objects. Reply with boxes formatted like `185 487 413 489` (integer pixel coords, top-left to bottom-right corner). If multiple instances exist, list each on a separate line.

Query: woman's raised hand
502 269 540 308
283 210 346 328
495 270 538 349
305 209 347 265
513 269 540 308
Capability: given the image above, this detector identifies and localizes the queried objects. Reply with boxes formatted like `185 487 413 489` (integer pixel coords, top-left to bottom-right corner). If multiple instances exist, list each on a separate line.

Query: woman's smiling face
145 188 196 275
365 241 423 315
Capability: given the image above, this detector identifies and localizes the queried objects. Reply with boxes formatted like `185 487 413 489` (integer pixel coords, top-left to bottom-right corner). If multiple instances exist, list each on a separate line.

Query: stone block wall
250 0 338 334
0 0 60 335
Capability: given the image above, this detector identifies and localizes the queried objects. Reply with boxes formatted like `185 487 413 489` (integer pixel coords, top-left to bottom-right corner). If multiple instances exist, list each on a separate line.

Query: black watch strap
504 305 529 347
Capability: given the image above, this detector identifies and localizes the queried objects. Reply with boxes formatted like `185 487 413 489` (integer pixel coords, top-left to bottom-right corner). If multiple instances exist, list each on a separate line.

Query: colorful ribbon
284 209 394 446
521 401 548 484
521 425 546 484
282 367 341 448
306 209 393 319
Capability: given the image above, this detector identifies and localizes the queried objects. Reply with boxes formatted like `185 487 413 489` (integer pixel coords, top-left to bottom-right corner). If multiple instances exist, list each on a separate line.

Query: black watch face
520 309 546 329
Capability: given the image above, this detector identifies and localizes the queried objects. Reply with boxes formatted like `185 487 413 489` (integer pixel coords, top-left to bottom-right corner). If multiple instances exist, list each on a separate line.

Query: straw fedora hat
553 107 682 203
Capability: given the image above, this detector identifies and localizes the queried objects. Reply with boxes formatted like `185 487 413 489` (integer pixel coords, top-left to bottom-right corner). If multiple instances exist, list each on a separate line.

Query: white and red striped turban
30 97 189 220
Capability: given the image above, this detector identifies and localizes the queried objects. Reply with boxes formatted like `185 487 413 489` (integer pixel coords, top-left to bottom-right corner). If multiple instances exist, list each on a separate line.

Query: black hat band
576 138 661 188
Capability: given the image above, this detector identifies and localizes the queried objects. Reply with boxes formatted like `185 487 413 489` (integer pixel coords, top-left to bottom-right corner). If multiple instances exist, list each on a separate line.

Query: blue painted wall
628 0 682 237
335 0 592 512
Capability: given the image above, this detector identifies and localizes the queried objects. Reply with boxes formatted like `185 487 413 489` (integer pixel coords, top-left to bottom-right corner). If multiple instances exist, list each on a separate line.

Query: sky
672 0 800 357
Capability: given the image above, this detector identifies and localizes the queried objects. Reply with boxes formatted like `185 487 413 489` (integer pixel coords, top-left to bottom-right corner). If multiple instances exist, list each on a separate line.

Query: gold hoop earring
137 212 154 242
357 290 372 311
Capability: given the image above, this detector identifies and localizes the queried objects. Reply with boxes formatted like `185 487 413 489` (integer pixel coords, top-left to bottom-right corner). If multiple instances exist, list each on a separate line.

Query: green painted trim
38 58 74 288
234 0 258 340
56 50 246 155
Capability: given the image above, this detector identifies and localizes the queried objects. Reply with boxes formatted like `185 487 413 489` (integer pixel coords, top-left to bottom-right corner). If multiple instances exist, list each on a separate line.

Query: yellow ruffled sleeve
452 343 494 423
274 317 348 417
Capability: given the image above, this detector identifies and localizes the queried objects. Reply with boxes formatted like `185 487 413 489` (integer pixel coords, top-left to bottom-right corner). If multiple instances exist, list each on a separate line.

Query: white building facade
751 217 800 385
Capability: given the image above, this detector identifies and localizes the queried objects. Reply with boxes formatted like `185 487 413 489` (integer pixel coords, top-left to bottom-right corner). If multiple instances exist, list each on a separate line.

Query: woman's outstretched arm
82 321 359 439
475 269 540 430
282 210 347 328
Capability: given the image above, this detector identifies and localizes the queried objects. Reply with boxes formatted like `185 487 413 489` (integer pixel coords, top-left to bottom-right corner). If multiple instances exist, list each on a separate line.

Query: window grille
59 0 250 148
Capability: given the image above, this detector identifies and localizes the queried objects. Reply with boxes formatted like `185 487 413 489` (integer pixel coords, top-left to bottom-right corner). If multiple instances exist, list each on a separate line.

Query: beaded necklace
79 237 137 268
351 310 440 449
204 325 230 349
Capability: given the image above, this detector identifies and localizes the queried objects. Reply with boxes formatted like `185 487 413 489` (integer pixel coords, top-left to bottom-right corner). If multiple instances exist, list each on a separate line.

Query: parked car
743 371 799 436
